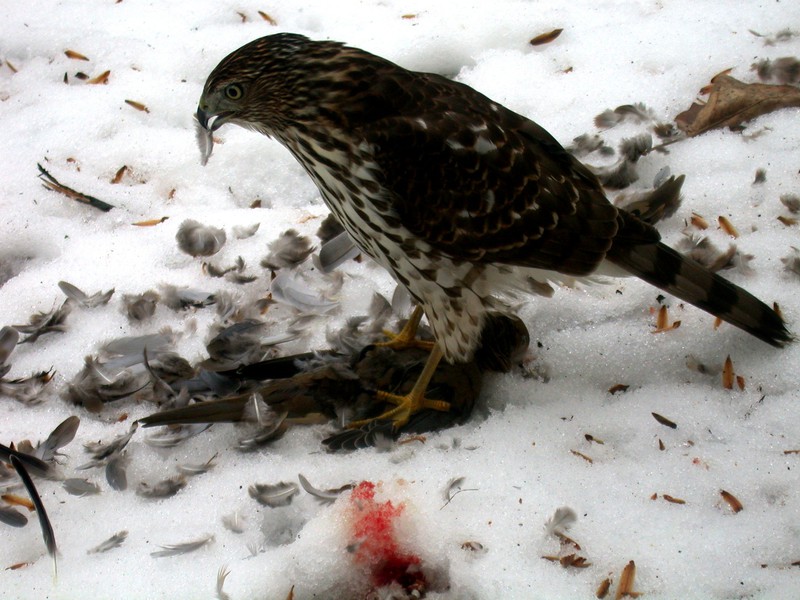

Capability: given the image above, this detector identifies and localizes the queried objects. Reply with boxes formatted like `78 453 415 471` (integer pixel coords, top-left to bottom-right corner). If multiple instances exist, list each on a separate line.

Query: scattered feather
221 511 245 534
12 300 72 344
216 565 232 600
144 423 211 448
58 281 114 308
443 477 466 502
315 231 360 273
62 478 101 497
159 284 216 310
261 229 314 270
545 506 577 536
87 530 128 554
248 482 299 507
782 247 800 276
233 222 260 239
751 56 800 84
0 369 54 404
270 271 338 313
0 326 19 365
0 505 28 527
80 423 138 468
594 103 655 129
150 534 213 558
177 453 218 476
9 455 57 578
176 219 226 257
195 116 214 166
105 455 128 491
36 415 80 462
123 290 159 321
136 475 187 499
780 194 800 214
298 473 352 504
315 213 345 244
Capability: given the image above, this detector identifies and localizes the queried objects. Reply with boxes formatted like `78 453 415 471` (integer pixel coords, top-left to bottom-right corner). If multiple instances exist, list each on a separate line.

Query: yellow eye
225 84 243 100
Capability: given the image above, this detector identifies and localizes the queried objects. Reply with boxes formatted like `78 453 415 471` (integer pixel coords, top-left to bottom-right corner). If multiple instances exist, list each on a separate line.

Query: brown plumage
196 34 790 424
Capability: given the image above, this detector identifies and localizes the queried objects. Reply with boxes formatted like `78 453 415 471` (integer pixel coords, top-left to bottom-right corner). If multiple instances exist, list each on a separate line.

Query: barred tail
608 241 791 347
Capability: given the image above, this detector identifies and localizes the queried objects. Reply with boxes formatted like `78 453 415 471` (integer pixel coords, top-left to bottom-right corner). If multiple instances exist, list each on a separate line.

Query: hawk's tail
609 241 792 347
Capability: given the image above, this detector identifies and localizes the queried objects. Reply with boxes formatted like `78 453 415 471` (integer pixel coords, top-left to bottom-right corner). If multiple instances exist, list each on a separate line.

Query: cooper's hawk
196 33 790 427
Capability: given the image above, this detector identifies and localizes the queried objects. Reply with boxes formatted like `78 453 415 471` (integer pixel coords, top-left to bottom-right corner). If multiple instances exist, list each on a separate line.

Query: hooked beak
195 107 232 132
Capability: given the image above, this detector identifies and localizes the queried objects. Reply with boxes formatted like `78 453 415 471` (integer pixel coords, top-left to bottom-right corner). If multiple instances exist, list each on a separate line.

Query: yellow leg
349 344 449 429
379 306 435 352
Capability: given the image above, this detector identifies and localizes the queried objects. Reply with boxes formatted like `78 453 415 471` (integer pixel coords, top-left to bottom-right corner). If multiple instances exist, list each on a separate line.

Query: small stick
37 163 114 212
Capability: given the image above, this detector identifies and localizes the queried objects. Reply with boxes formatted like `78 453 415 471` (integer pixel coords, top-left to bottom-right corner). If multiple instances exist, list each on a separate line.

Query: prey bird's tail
608 240 791 347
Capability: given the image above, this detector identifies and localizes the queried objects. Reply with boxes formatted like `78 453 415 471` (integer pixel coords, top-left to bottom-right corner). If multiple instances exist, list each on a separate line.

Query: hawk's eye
224 84 243 100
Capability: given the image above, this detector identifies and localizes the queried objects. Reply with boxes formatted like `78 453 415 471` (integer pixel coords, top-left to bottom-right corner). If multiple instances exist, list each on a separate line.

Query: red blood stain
348 481 426 592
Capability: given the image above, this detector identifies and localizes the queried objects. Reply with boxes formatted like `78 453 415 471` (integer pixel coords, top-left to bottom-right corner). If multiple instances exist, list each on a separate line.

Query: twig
37 163 114 212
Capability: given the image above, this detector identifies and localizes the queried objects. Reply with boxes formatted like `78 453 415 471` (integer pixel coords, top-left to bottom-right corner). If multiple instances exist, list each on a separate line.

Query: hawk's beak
196 107 212 130
195 107 232 132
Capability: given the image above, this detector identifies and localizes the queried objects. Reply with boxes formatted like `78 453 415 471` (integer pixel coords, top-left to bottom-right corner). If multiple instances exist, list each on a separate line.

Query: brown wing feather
354 72 643 276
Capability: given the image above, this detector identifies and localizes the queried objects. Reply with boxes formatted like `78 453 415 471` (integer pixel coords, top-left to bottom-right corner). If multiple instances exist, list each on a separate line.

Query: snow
1 1 799 598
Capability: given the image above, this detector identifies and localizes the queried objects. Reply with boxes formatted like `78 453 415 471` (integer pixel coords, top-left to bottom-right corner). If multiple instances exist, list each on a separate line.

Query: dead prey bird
196 34 790 432
140 313 530 449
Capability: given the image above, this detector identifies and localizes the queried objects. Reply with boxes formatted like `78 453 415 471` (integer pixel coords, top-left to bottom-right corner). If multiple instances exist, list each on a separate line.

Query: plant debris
37 163 114 212
675 74 800 137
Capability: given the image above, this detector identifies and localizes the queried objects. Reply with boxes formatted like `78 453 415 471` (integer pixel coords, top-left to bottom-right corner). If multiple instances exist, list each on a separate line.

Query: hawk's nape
196 33 790 427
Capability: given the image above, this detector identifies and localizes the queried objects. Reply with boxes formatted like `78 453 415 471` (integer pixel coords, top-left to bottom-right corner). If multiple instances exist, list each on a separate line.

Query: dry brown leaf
2 493 35 511
530 28 563 46
5 60 18 73
615 560 640 599
88 70 110 84
718 215 739 238
570 450 593 464
132 217 169 227
596 578 612 599
65 49 89 61
778 215 798 226
720 490 743 513
652 412 677 428
784 449 800 455
690 212 709 229
110 165 128 184
652 304 681 333
608 383 629 395
258 10 277 25
722 355 735 390
125 99 150 113
662 494 686 505
676 74 800 137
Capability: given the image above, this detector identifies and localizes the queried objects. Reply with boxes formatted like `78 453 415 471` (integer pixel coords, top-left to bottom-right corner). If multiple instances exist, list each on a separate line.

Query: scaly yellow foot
349 344 448 429
378 306 435 352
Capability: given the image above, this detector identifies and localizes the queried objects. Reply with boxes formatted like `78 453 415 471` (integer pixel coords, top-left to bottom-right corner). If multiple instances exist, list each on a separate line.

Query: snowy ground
1 1 800 598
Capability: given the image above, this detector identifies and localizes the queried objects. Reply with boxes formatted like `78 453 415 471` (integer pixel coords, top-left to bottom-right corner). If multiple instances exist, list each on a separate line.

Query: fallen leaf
720 490 743 513
110 165 128 184
530 28 563 46
88 70 110 84
258 10 277 25
124 99 150 113
65 49 89 61
132 217 169 227
676 74 800 137
722 355 735 390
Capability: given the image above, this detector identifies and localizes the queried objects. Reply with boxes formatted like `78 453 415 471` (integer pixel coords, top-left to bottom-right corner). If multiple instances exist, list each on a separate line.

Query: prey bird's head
195 33 364 164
